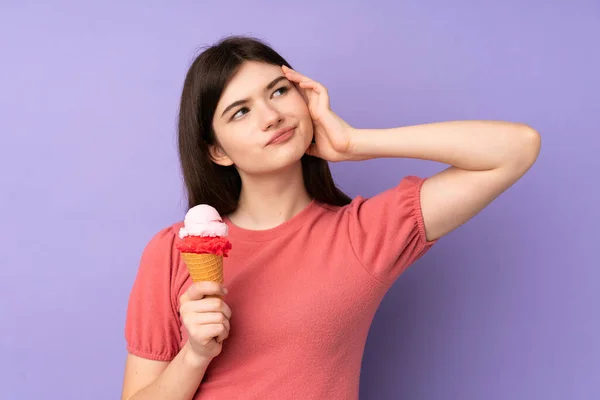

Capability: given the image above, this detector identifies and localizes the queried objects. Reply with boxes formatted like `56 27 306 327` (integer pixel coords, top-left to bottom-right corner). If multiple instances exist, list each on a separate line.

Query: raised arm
281 67 541 242
350 120 541 241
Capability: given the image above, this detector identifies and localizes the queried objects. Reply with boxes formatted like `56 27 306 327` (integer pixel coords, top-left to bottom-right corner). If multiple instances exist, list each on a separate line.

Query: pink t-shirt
125 176 437 399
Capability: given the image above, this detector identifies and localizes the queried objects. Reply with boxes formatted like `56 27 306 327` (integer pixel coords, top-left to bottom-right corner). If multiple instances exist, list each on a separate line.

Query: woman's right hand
179 281 232 363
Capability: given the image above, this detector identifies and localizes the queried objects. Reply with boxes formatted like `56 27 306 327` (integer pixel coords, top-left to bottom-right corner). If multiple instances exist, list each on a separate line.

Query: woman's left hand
282 65 356 162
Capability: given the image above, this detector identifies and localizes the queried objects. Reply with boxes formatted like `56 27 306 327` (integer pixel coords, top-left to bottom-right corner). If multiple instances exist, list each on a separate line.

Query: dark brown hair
177 35 351 215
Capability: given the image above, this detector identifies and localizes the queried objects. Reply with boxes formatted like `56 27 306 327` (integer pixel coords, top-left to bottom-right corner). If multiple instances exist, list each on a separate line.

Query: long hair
177 35 351 215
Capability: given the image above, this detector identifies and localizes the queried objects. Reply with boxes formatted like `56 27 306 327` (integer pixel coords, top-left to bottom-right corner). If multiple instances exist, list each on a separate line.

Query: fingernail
223 288 229 295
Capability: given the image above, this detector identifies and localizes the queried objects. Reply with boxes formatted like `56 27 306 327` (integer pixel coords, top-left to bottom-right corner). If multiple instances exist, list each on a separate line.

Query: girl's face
210 61 313 175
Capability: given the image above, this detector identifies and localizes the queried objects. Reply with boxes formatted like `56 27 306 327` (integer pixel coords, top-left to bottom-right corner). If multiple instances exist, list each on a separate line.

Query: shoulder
144 221 184 248
137 221 185 268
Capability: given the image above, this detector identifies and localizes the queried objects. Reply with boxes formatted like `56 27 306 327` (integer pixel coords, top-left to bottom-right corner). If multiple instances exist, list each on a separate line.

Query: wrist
346 128 375 161
182 341 212 369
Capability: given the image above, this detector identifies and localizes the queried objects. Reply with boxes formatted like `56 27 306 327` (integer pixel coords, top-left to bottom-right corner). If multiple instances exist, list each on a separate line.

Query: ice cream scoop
179 204 229 238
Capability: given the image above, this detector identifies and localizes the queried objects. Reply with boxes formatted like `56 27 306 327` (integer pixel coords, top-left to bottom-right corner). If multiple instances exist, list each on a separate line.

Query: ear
208 144 234 166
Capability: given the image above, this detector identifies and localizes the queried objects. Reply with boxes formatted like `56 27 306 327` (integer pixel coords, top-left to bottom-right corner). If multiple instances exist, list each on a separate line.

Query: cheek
220 134 245 156
215 125 258 162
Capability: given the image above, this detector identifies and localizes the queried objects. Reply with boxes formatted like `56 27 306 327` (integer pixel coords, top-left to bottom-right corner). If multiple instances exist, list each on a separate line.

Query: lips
266 127 296 146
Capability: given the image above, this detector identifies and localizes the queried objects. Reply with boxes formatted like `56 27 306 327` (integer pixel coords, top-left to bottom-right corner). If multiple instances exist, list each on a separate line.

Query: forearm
128 342 210 400
349 120 541 171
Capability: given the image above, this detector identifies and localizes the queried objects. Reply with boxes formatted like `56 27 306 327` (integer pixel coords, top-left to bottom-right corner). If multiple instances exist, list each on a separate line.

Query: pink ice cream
179 204 229 239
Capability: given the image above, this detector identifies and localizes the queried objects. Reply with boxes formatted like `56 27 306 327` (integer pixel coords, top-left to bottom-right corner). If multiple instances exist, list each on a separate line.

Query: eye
272 86 289 97
232 107 249 120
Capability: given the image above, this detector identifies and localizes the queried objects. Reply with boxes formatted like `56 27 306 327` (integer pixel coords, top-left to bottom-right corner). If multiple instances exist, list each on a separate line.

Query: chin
276 146 307 168
263 145 307 174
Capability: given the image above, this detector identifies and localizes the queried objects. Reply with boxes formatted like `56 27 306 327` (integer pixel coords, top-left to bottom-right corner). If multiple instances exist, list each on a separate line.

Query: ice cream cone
181 252 224 283
177 204 231 301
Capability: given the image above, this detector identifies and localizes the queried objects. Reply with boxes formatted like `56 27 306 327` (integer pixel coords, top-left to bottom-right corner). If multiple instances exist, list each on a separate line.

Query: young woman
121 36 541 400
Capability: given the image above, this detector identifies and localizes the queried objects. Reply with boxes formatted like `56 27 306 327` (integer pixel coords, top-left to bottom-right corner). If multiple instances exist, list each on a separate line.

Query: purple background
1 1 598 399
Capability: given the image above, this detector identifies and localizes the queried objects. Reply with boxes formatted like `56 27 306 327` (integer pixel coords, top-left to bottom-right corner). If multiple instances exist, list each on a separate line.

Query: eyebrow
220 76 289 118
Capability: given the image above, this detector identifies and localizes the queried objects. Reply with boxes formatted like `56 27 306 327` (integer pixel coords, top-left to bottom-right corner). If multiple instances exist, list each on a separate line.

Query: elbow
512 123 542 171
523 124 542 165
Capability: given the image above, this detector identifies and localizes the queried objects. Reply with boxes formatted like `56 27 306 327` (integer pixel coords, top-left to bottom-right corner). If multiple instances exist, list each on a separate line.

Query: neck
228 161 312 230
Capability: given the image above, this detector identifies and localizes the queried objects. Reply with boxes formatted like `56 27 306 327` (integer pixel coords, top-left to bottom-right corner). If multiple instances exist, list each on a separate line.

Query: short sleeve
124 226 182 361
347 176 437 286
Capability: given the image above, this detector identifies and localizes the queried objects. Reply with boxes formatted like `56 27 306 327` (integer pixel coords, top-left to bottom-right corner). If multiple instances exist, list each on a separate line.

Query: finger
213 318 231 343
180 297 233 320
205 323 228 342
180 281 227 304
283 68 328 100
188 311 230 327
282 65 302 77
282 67 327 94
188 313 231 340
191 324 228 345
183 311 231 339
216 326 230 344
298 81 328 102
182 313 226 337
298 81 321 94
282 66 311 82
284 71 303 83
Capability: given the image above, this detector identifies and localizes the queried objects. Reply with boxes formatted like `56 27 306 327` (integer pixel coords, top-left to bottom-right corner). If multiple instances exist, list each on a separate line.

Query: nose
260 103 283 131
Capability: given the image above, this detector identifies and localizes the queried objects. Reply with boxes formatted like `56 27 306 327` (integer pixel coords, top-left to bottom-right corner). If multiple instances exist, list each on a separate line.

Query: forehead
216 61 283 107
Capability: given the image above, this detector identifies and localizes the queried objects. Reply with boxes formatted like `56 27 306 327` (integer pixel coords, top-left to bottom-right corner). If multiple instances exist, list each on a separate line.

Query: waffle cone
181 252 224 283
